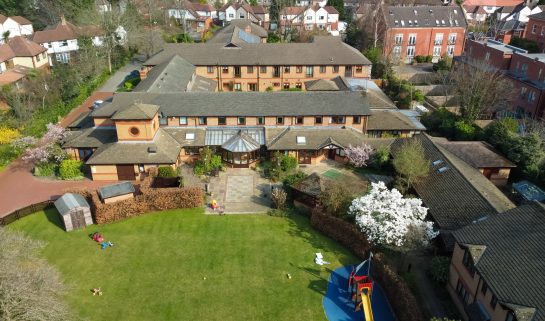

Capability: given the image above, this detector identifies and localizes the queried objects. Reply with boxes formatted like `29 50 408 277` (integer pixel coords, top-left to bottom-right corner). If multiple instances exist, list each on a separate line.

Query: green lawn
8 208 358 321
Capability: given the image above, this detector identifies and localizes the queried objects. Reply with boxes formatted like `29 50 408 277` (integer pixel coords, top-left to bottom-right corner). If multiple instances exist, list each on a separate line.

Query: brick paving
59 91 113 127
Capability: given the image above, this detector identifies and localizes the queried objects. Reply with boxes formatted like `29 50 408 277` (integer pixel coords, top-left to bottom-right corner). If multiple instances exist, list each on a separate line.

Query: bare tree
450 58 514 122
0 229 73 321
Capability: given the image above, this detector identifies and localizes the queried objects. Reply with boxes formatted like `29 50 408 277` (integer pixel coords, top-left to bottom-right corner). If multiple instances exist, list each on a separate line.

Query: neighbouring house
141 36 372 92
432 139 516 186
462 0 523 22
0 36 49 87
207 20 268 44
0 14 34 43
458 39 545 119
523 11 545 51
448 202 545 321
218 1 269 28
391 134 516 250
99 181 136 203
380 5 468 64
166 1 215 37
54 193 93 232
279 3 340 35
492 4 542 43
32 16 114 66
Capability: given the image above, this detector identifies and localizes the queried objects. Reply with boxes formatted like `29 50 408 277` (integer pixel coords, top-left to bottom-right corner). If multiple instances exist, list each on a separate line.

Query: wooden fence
0 200 53 226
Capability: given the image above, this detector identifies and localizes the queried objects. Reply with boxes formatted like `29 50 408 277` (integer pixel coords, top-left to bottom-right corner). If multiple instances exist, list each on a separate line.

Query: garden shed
99 181 135 204
54 193 93 232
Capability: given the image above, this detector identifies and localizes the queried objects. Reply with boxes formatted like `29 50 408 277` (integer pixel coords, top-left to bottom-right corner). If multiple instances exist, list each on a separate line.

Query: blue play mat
322 264 396 321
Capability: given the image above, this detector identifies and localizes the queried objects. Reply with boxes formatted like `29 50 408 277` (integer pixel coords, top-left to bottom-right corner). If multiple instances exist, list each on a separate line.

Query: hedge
67 177 204 224
310 208 424 321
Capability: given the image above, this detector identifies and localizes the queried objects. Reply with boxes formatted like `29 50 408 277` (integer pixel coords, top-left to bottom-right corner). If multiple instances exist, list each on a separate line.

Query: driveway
98 60 143 92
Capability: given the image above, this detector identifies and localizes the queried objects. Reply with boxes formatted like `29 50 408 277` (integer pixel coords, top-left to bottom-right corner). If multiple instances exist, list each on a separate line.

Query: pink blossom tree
344 144 374 167
19 123 67 165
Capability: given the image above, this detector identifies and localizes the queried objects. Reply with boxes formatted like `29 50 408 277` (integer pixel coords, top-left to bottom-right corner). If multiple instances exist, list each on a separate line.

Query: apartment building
461 39 545 119
381 5 467 64
449 202 545 321
142 36 371 92
523 11 545 51
0 36 49 87
279 4 340 35
0 14 33 43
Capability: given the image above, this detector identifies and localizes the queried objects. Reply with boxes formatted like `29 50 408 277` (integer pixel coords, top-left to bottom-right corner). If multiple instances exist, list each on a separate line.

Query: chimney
60 14 66 25
139 67 148 80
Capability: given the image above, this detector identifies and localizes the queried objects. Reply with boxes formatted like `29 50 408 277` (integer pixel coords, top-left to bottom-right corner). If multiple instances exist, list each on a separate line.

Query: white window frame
179 117 188 125
394 34 403 45
408 34 416 45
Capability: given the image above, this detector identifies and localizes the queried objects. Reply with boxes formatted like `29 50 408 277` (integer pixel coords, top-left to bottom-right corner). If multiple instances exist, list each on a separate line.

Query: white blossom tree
344 144 374 167
349 181 438 247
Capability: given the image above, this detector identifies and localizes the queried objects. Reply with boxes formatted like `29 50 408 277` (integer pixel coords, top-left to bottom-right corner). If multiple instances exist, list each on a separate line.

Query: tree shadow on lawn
284 214 359 267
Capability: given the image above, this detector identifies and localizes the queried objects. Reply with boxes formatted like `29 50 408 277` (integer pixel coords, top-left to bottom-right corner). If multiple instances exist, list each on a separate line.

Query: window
260 66 267 73
283 82 290 89
42 52 47 59
532 24 537 34
306 15 312 20
336 149 345 156
542 26 545 36
257 116 265 125
462 248 476 276
434 33 443 45
129 127 140 136
485 52 490 61
61 40 68 46
356 66 363 73
233 83 242 91
295 82 302 89
393 46 401 56
179 117 187 125
408 34 416 45
239 13 245 18
248 83 257 91
273 66 280 77
353 116 361 124
222 66 229 74
407 46 415 57
394 34 403 45
138 164 145 173
228 13 234 18
447 45 455 56
319 15 325 20
333 66 339 73
234 66 241 77
284 66 290 73
296 66 303 73
481 281 488 295
247 66 254 73
332 116 345 124
320 66 326 73
198 117 207 125
528 91 536 102
433 46 441 57
296 136 306 144
238 117 246 125
185 133 195 140
159 116 167 125
306 66 313 77
520 87 527 97
490 295 498 309
37 53 41 62
276 116 284 124
521 63 528 76
185 146 200 155
207 66 214 73
55 53 70 64
448 33 457 44
296 116 304 124
456 280 470 304
315 116 322 124
218 116 227 125
273 82 280 87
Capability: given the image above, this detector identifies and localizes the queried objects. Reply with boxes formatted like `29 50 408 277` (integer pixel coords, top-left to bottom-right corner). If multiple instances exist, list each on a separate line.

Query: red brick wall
524 17 545 52
465 40 512 70
383 27 466 62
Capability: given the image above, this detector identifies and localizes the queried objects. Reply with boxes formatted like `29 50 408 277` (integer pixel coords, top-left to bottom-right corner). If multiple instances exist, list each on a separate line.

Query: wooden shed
54 193 93 232
99 181 135 204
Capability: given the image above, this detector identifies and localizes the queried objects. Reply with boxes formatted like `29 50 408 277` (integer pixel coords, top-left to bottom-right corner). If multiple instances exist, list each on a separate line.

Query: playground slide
361 290 374 321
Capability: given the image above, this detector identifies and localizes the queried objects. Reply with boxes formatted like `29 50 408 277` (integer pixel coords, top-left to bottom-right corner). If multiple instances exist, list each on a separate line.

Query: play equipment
92 232 104 243
348 253 375 321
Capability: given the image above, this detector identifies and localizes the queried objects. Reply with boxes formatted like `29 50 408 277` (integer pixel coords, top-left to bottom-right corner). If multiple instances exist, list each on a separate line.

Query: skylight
296 136 306 144
437 166 450 173
401 20 405 26
185 133 195 140
432 159 443 166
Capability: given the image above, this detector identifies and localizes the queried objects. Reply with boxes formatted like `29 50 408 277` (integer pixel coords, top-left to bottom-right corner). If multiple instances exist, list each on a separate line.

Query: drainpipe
216 62 221 91
257 62 260 91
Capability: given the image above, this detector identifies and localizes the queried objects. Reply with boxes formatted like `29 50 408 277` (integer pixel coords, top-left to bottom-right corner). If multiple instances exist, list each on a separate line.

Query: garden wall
67 177 204 224
310 208 425 321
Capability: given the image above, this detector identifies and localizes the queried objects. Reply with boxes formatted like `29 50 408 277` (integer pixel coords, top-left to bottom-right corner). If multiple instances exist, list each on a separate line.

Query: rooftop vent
394 20 399 26
436 19 439 25
441 19 445 25
148 146 157 154
455 19 459 26
432 159 443 166
401 20 405 26
414 19 418 25
414 9 417 15
429 9 433 13
408 20 413 25
454 9 458 14
437 166 450 173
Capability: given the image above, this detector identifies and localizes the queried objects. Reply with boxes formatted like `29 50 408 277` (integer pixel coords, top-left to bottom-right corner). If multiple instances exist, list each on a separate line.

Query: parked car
92 100 104 110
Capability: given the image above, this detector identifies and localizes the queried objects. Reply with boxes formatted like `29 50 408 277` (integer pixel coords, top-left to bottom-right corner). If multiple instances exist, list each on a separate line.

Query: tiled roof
433 139 516 168
304 79 341 91
0 65 29 85
207 20 268 44
383 5 467 29
0 36 46 61
162 127 206 146
134 55 196 93
110 103 159 120
62 127 117 148
10 16 32 25
391 134 515 230
462 0 523 7
453 202 545 321
143 36 372 66
367 110 424 131
92 91 372 118
280 6 306 15
528 10 545 21
324 6 339 14
33 19 103 43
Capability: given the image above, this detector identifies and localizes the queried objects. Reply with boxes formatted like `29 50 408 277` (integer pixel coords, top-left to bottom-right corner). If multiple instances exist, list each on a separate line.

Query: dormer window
394 20 399 26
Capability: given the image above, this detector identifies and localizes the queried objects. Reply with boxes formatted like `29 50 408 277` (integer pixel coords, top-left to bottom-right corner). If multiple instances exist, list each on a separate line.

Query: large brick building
380 5 468 64
523 11 545 52
461 39 545 119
